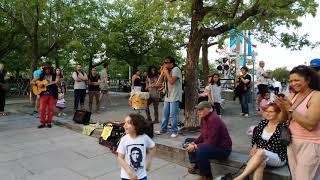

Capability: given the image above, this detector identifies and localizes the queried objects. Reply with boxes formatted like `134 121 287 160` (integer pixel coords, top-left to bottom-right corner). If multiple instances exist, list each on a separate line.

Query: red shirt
194 112 232 150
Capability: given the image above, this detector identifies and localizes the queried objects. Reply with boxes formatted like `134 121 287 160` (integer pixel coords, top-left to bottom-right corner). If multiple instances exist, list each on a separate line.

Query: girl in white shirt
56 88 66 116
117 113 155 180
206 73 222 116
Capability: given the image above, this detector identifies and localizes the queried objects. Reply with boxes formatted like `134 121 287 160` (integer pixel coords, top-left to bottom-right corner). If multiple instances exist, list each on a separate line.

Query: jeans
88 91 100 112
74 89 86 110
121 176 147 180
161 101 180 134
239 91 249 114
188 145 231 177
145 97 159 122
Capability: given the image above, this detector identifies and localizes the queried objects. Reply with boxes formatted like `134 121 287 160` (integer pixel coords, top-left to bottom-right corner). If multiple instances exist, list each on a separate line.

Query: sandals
0 112 8 116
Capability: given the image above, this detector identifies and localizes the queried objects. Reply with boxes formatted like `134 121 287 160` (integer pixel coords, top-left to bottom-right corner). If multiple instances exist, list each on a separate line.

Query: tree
271 67 289 82
169 0 318 127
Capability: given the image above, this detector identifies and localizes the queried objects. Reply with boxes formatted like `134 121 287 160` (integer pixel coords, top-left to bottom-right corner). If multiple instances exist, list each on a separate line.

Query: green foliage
271 67 290 82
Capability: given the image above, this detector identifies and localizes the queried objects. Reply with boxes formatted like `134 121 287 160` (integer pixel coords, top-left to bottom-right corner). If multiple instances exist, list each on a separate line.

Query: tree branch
231 0 242 18
204 0 261 37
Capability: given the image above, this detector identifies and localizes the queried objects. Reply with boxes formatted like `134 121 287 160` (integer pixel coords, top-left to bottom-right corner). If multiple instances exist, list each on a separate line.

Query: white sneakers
170 133 178 138
58 113 67 117
154 131 178 138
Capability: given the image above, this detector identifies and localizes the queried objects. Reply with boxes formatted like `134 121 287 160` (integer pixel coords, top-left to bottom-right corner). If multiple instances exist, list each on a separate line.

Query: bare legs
234 149 266 180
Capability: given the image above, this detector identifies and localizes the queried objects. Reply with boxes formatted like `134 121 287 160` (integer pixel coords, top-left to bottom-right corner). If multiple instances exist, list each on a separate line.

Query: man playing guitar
31 64 59 128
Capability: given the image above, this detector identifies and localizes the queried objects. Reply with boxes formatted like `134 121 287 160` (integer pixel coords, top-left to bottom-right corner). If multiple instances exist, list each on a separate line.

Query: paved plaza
0 92 262 179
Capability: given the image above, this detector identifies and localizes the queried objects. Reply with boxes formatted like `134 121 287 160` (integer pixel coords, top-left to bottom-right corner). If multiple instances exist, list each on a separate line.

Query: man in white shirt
255 61 269 110
272 80 282 95
72 64 88 111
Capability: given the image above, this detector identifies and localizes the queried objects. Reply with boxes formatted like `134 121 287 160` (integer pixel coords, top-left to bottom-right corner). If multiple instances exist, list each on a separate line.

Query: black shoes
38 124 45 128
37 124 52 128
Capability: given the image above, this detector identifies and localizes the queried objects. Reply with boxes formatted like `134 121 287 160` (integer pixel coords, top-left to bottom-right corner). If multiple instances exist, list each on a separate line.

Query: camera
277 93 285 98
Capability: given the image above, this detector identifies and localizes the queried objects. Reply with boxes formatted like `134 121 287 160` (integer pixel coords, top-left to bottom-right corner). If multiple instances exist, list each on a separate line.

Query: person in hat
185 101 232 180
310 58 320 76
31 64 58 128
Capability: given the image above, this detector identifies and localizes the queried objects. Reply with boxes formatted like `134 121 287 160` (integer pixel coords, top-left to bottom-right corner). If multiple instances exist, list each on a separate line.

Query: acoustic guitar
32 80 56 95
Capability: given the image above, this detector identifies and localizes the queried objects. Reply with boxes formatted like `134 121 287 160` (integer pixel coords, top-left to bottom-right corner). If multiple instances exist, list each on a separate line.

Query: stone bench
155 143 290 180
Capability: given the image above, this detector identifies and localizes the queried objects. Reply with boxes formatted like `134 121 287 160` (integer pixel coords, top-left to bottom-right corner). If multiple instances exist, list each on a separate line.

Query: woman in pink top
276 65 320 180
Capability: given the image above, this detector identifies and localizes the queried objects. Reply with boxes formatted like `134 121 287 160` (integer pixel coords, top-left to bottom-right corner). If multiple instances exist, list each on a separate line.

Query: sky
204 1 320 71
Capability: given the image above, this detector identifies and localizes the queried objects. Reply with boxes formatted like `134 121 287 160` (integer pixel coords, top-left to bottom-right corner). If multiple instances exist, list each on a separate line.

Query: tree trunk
202 37 209 85
184 0 205 128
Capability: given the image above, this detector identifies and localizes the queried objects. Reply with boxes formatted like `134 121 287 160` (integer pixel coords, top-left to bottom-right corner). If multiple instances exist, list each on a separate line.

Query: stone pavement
0 114 198 180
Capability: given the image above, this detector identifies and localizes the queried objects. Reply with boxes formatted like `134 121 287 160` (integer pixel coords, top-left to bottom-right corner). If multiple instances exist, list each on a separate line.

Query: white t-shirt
256 67 268 85
117 134 155 179
72 71 87 89
205 84 222 103
273 81 281 88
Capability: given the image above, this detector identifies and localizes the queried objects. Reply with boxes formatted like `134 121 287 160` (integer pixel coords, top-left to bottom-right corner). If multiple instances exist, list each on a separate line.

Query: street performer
31 64 59 128
155 56 182 138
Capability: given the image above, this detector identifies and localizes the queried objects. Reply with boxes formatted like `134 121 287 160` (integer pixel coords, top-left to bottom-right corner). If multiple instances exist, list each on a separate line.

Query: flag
247 31 252 56
229 29 243 52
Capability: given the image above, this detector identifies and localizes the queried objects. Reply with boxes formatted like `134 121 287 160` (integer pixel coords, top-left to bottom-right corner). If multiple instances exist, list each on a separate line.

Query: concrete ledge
54 119 290 180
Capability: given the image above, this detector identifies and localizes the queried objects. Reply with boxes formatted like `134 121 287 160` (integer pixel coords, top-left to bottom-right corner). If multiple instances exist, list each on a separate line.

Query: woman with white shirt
234 103 287 180
206 73 222 116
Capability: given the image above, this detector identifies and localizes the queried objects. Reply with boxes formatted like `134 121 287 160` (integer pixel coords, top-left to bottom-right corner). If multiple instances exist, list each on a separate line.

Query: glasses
264 111 276 113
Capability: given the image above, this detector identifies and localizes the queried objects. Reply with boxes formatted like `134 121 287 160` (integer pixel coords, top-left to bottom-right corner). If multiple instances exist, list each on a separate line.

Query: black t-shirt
39 73 58 99
89 74 100 91
239 74 251 92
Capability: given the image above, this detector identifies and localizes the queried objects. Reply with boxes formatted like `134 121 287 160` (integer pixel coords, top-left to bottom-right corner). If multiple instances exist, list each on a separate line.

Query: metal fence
7 78 30 96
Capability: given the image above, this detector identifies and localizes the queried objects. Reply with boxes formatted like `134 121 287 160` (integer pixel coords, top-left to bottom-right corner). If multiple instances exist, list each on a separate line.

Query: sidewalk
0 114 198 180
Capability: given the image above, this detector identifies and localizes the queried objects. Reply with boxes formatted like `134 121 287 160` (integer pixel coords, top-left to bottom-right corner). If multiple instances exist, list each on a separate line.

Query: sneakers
154 131 162 135
62 113 67 116
171 133 178 138
243 114 249 117
240 113 245 116
58 113 62 117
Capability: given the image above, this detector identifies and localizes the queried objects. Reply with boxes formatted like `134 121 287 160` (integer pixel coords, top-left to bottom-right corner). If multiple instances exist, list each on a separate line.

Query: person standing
72 64 88 111
99 63 109 106
206 73 222 116
88 67 101 113
155 56 182 138
238 66 251 117
276 65 320 180
273 80 282 95
31 65 43 115
145 66 160 123
0 63 8 116
256 61 269 110
31 65 58 128
131 69 142 92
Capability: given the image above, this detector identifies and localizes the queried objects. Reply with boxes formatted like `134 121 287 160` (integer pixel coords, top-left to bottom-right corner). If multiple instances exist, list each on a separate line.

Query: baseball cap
195 101 212 109
310 58 320 68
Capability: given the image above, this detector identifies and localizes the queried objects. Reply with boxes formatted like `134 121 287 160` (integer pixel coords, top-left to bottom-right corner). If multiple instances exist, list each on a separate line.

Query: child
56 88 66 116
117 113 155 180
206 73 222 116
259 92 271 113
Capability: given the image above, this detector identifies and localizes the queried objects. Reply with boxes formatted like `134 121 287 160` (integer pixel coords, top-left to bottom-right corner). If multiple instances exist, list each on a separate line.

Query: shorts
257 84 269 94
263 149 286 167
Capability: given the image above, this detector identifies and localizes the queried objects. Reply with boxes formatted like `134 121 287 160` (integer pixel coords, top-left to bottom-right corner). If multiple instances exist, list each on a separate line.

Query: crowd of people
0 57 319 180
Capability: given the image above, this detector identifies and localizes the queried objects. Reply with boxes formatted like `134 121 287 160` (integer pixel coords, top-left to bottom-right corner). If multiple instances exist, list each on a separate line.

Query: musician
31 64 58 128
155 56 182 138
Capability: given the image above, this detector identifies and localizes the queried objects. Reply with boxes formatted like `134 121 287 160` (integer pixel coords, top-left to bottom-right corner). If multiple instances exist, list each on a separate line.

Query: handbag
279 122 291 146
99 122 125 154
72 110 91 125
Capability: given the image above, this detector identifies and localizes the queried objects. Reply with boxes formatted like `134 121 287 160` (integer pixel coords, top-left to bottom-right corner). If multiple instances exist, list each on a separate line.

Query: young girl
259 92 271 114
206 73 222 116
56 88 66 116
117 113 155 180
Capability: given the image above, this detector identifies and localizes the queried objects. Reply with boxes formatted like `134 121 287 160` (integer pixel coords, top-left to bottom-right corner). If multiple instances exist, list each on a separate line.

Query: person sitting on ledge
234 103 287 180
185 101 232 180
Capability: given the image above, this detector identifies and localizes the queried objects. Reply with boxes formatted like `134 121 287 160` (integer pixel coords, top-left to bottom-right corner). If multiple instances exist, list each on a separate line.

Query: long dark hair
147 65 159 78
209 73 221 86
290 65 320 91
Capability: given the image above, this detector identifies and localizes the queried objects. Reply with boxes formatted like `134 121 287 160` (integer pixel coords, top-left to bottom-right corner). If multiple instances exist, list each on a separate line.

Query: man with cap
310 58 320 76
185 101 232 180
